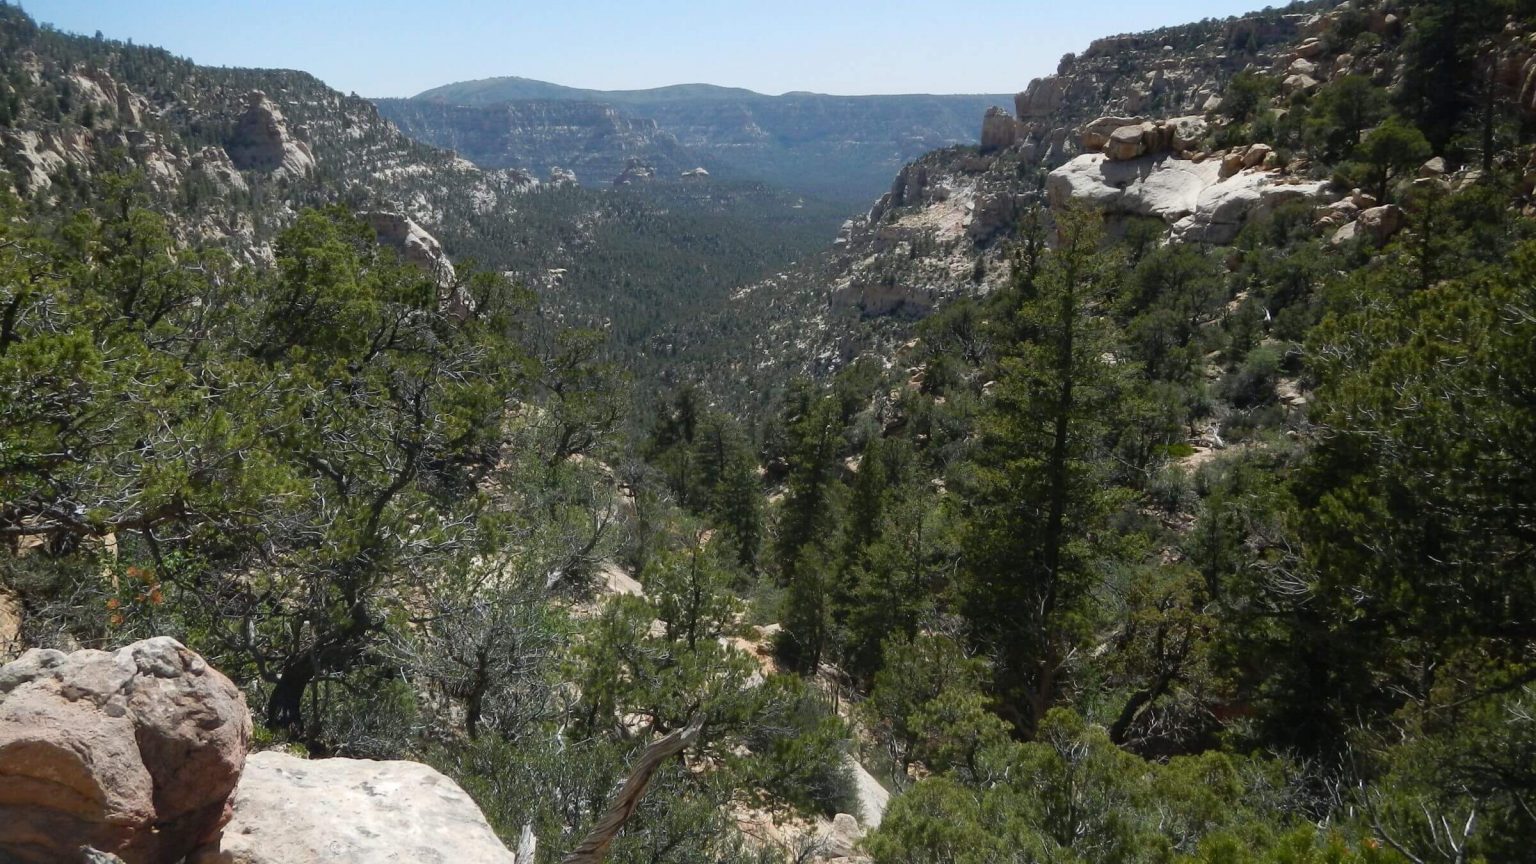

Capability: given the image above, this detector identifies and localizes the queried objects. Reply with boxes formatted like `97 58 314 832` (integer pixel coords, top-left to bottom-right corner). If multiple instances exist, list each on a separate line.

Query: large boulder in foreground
192 751 518 864
0 638 251 864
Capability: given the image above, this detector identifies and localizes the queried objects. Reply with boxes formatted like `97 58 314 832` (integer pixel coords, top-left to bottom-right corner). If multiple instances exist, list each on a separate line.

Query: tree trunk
267 654 315 735
561 720 704 864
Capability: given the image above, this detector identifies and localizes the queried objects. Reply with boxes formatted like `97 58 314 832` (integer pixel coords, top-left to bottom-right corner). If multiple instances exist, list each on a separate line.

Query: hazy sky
21 1 1270 98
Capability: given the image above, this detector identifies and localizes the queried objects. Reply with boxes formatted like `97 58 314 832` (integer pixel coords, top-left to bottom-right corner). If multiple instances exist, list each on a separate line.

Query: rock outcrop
0 638 251 864
362 211 458 287
613 157 658 186
225 91 316 177
1047 151 1333 244
191 751 517 864
980 106 1022 154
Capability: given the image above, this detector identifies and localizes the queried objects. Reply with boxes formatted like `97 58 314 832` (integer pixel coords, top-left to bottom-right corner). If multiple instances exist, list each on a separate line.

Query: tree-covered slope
389 76 1010 204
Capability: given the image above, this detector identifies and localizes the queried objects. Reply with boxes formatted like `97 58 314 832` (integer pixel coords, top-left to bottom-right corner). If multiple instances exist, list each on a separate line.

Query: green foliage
1222 71 1276 125
1305 75 1390 160
1348 118 1431 201
957 208 1145 732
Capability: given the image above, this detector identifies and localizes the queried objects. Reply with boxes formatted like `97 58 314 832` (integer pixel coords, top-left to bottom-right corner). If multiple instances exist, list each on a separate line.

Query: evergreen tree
958 208 1140 732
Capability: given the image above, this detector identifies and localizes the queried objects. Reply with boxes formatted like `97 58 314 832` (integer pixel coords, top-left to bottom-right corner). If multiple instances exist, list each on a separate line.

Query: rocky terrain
0 638 519 864
0 4 539 266
383 78 1010 204
665 0 1536 407
0 4 841 380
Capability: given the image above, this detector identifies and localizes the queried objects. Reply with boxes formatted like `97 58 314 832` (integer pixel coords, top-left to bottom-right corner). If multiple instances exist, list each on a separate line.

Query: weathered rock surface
1047 152 1334 244
0 589 20 662
363 211 458 287
0 638 251 864
225 90 316 177
192 751 517 864
980 106 1022 154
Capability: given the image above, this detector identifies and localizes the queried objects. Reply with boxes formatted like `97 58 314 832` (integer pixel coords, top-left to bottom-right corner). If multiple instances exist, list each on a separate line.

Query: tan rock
1243 144 1273 169
1283 74 1321 94
225 91 315 177
980 106 1020 154
0 638 251 864
1288 57 1318 77
1358 204 1404 242
1221 149 1247 178
192 751 516 864
1106 123 1148 161
1081 116 1145 153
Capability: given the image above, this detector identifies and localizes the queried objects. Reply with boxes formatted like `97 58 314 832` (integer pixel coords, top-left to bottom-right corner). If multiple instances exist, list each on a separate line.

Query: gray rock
980 106 1021 154
225 91 315 177
192 751 517 864
1048 152 1333 244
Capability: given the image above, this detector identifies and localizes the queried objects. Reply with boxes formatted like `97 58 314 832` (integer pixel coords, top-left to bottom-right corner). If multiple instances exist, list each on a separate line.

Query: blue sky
21 1 1273 97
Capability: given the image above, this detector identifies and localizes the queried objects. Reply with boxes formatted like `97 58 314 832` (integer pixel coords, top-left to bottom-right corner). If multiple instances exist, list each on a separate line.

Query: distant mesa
374 76 1010 204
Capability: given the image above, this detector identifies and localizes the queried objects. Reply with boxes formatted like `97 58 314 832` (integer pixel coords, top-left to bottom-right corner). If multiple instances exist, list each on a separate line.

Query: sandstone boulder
225 91 315 177
1081 116 1145 152
1106 123 1148 161
980 106 1021 154
1243 144 1273 169
1220 149 1247 178
818 813 863 859
0 638 251 864
192 751 516 864
1294 38 1325 59
1288 57 1318 77
1170 115 1209 152
1358 204 1404 241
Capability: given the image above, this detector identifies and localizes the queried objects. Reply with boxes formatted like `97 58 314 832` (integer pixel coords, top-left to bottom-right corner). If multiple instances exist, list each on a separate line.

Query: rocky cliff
374 97 700 186
662 0 1494 405
386 78 1010 204
0 3 536 268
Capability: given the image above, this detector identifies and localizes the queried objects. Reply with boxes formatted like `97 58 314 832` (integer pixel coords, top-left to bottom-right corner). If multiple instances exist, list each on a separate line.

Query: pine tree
958 208 1138 732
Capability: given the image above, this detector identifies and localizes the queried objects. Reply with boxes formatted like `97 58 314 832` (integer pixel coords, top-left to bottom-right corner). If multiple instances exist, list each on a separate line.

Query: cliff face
665 0 1445 402
384 80 1009 204
779 1 1369 324
0 4 539 267
374 98 699 185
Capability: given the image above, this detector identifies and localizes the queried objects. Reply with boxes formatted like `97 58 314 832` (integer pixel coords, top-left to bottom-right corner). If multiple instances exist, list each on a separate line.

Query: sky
20 1 1272 98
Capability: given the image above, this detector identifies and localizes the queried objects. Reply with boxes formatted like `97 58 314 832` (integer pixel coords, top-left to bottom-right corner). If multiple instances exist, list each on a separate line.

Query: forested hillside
3 1 1536 863
0 2 842 418
390 78 1009 204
